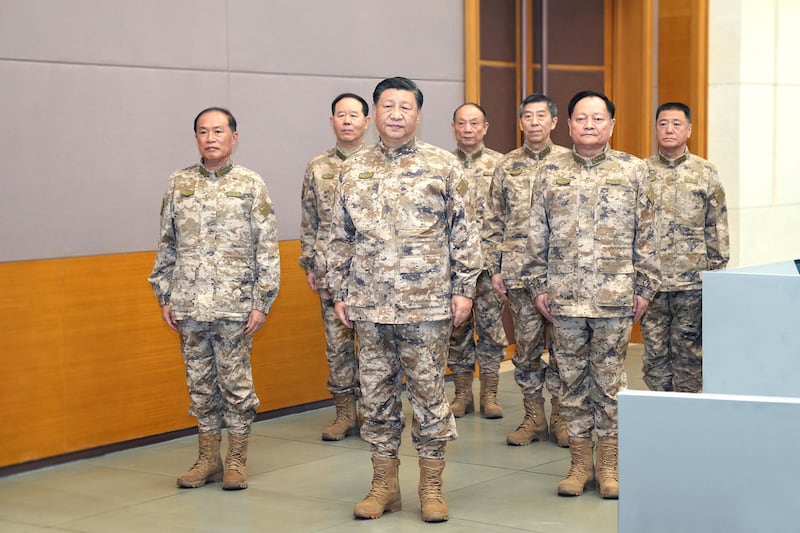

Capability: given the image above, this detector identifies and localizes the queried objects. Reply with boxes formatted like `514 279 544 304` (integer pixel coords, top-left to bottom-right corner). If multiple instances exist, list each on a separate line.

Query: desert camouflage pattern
448 146 507 374
149 162 280 321
326 137 482 324
177 318 259 435
640 289 703 392
640 150 726 393
298 147 360 396
645 150 729 291
483 142 570 287
551 316 631 439
448 271 507 374
524 147 660 317
506 288 561 398
299 146 361 288
356 320 455 459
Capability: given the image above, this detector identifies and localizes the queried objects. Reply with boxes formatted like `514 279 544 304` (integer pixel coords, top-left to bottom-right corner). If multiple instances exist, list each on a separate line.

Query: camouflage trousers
318 290 359 396
177 318 259 436
507 287 561 399
447 270 508 375
355 319 456 460
551 316 631 440
640 290 703 393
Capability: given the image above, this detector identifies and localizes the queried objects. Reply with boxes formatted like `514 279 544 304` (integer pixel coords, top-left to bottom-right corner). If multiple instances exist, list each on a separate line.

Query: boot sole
558 479 595 497
353 500 402 519
177 472 223 488
422 513 449 522
321 426 360 441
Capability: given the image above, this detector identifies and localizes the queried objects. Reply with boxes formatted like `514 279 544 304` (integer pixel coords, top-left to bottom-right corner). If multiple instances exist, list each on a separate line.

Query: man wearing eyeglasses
524 91 660 500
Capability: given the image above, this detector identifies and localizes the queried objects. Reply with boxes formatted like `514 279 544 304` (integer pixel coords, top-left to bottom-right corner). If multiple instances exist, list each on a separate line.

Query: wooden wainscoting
0 241 328 468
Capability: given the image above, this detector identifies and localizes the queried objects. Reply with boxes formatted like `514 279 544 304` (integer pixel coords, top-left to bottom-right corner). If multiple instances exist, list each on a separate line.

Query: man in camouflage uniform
299 93 370 441
447 102 507 420
483 94 571 447
641 102 729 393
525 91 660 499
149 107 280 491
327 77 481 523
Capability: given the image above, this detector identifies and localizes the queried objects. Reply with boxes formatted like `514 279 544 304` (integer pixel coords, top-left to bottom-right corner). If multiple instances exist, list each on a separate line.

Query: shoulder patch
321 173 335 179
358 172 374 179
555 177 571 186
605 178 622 186
259 201 273 217
509 169 523 176
226 191 243 198
180 189 194 197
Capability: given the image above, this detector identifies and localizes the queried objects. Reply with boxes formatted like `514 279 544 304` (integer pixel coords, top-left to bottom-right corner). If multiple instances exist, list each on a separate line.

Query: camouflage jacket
148 161 281 321
646 151 729 291
298 146 361 289
454 144 503 236
524 147 660 318
483 142 570 288
326 137 482 324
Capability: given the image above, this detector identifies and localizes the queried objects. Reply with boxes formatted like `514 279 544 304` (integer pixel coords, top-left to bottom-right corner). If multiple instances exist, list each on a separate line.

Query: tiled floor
0 345 648 532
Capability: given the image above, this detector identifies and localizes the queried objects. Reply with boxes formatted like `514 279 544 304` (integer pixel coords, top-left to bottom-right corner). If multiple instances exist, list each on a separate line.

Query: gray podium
619 260 800 533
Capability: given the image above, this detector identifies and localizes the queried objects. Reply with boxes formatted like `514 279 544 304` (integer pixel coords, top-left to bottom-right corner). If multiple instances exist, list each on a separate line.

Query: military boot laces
418 459 448 523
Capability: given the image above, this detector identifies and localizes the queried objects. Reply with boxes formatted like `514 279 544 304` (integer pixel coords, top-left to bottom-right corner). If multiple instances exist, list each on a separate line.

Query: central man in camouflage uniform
483 94 571 447
447 102 507 420
299 93 370 441
327 77 481 523
525 91 660 499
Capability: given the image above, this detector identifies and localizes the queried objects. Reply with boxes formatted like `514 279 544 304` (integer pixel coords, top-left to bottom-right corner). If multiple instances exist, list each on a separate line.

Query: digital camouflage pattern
448 146 507 375
524 147 660 316
640 290 703 392
299 147 360 289
326 137 482 324
524 147 660 440
178 318 259 435
551 316 631 439
506 287 561 398
640 151 728 393
483 143 570 287
299 147 360 396
356 320 455 459
645 151 729 291
149 162 280 321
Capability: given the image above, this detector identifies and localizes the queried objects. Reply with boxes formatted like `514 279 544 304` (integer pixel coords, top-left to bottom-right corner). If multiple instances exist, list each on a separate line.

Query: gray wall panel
228 0 464 80
0 61 230 260
0 0 228 69
0 0 465 261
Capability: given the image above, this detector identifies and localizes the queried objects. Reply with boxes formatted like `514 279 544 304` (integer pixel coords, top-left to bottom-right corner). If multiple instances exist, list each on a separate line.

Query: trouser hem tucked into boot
549 397 569 448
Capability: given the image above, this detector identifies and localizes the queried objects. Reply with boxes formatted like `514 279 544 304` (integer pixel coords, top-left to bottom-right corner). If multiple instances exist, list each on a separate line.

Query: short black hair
519 93 558 118
372 77 423 109
656 102 692 123
452 102 488 122
331 93 369 117
567 91 615 119
194 107 237 132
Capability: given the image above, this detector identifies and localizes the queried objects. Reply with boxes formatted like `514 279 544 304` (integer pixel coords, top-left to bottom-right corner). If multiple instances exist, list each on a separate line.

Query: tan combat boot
354 456 402 519
177 432 223 488
595 438 619 499
558 438 595 496
418 458 448 522
506 397 548 445
549 397 570 448
222 433 249 490
479 373 504 419
321 393 359 441
450 372 475 418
